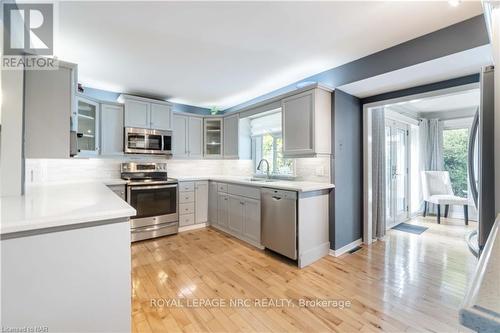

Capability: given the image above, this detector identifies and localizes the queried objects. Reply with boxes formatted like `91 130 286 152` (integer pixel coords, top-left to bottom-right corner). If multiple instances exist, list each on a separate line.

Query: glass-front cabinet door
76 96 100 155
204 118 223 158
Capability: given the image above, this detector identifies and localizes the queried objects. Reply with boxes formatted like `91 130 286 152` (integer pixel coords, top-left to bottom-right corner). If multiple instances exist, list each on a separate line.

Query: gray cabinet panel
208 182 218 225
100 103 124 155
25 66 74 158
173 114 188 158
282 91 314 155
223 114 239 159
150 103 172 130
188 117 203 159
124 100 149 128
217 193 229 228
228 195 244 234
242 197 261 243
195 181 208 223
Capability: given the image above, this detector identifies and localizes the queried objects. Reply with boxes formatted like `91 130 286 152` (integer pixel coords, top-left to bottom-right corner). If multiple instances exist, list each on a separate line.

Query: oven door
127 184 178 228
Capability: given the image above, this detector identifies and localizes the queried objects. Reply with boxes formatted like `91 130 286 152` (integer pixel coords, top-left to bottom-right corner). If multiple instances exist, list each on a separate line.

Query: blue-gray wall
82 87 211 115
330 89 362 250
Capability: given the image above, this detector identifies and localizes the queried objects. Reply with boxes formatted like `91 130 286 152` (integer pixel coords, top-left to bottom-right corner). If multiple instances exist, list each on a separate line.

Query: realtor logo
3 3 53 55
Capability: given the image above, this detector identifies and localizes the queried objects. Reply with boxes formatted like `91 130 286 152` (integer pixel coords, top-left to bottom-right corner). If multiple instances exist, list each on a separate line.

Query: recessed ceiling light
448 0 461 7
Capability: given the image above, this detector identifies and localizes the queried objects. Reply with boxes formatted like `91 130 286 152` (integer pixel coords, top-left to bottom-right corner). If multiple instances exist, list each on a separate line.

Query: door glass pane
385 126 393 224
147 135 162 150
130 187 176 219
394 128 407 216
77 100 97 151
205 120 221 155
127 134 146 149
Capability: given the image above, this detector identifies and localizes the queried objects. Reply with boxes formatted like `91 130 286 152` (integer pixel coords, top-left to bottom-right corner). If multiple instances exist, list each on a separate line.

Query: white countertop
174 175 335 192
0 182 136 236
460 215 500 332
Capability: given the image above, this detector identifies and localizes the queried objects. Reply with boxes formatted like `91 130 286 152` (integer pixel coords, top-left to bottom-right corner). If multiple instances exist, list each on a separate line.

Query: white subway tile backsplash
25 155 331 185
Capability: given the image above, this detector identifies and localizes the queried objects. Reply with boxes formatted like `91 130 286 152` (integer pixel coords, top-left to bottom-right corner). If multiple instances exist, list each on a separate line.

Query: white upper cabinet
173 114 203 159
281 87 332 157
100 103 124 155
204 118 223 158
223 114 239 159
120 94 172 130
150 103 172 130
24 62 77 159
188 117 203 159
124 99 149 128
173 114 189 158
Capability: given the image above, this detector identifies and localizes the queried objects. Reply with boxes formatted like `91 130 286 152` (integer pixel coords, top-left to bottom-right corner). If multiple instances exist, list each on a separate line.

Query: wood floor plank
132 217 477 332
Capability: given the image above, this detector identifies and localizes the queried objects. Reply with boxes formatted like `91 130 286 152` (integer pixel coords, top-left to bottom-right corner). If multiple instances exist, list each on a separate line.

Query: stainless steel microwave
124 127 172 155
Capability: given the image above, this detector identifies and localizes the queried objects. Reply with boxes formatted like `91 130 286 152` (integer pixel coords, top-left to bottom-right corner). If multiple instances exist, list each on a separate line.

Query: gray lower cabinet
217 192 229 228
228 194 261 244
208 181 218 225
228 195 244 234
179 181 208 227
107 184 126 201
241 197 261 244
194 181 208 223
211 182 261 247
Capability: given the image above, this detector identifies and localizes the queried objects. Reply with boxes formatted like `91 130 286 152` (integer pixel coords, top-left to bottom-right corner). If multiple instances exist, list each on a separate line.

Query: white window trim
252 132 295 177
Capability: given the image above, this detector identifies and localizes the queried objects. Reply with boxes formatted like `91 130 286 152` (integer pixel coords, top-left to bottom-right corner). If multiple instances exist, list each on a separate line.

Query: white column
490 6 500 213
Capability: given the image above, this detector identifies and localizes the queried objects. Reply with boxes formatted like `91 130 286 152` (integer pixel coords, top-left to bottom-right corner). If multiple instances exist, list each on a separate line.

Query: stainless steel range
121 162 178 242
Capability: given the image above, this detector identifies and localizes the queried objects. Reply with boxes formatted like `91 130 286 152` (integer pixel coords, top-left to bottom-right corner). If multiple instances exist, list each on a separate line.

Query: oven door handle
129 184 178 190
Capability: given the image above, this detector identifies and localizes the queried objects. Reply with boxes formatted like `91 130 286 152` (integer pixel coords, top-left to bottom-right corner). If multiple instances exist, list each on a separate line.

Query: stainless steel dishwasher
261 188 297 260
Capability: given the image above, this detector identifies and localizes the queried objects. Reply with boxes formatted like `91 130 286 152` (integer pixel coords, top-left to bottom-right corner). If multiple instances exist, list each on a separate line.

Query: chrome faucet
257 159 270 179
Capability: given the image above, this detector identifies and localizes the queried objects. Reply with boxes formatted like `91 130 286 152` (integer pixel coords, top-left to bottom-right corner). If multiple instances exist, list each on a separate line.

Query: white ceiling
55 1 483 109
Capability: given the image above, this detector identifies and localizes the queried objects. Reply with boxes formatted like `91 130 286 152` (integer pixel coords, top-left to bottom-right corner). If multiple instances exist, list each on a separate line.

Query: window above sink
249 109 295 177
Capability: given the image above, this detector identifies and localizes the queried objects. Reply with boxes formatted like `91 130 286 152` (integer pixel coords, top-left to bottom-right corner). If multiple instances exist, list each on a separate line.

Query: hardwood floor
131 217 478 332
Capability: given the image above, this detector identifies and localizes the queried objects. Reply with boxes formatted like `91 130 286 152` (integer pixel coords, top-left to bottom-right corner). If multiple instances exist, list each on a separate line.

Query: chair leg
437 204 441 224
464 205 469 226
444 204 449 218
423 202 427 217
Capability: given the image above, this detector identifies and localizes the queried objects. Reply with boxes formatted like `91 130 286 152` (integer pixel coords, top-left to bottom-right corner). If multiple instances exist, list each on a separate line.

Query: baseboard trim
298 242 330 268
329 238 363 257
178 223 207 233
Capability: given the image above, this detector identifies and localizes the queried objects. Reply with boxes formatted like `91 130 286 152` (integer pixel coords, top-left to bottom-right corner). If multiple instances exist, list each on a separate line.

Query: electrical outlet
315 166 325 176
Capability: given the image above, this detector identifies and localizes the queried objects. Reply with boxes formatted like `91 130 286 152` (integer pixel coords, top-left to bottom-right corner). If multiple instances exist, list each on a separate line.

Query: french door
385 119 409 229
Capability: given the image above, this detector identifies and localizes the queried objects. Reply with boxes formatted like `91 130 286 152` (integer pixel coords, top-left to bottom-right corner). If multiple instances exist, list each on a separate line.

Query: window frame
252 131 295 177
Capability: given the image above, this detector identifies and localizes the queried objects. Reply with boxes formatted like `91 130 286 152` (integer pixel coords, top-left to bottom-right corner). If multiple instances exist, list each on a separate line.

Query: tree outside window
443 128 469 196
256 133 294 176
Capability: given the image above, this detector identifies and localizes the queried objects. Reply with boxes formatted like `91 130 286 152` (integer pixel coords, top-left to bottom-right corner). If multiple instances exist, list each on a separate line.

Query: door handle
272 196 282 200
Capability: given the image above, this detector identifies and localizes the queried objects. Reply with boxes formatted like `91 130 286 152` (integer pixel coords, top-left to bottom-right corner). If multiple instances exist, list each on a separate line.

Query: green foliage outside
261 133 293 175
443 128 469 197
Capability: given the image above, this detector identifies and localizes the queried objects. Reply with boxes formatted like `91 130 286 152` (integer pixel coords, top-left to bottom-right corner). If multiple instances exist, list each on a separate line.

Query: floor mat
392 223 428 235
